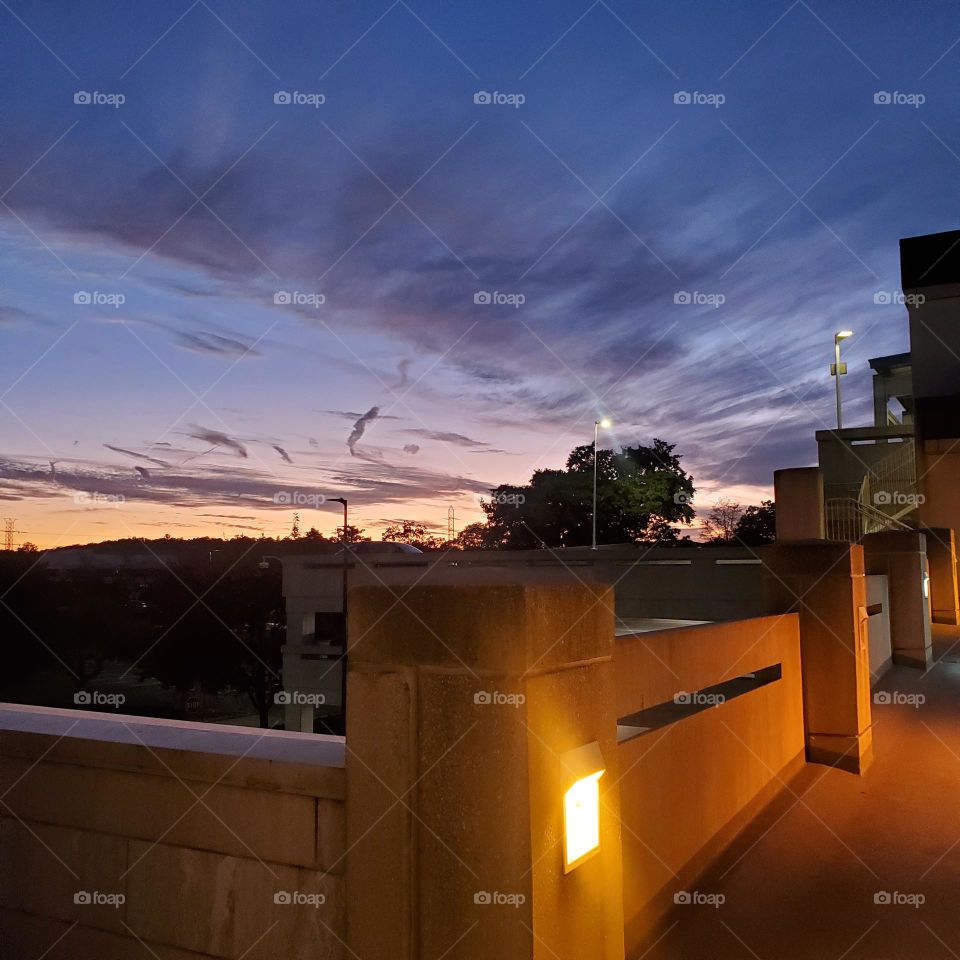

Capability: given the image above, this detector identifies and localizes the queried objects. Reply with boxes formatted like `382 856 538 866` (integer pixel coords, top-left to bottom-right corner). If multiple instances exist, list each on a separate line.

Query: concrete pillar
759 543 872 774
345 581 625 960
921 528 960 626
862 531 933 668
774 467 825 542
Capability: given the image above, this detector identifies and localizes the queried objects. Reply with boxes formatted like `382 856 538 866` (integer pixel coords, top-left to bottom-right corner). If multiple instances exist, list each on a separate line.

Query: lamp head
835 330 854 343
597 418 612 430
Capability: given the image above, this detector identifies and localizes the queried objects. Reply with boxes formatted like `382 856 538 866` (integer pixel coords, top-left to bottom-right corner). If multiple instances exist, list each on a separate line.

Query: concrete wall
283 546 767 627
866 574 893 683
0 706 346 960
613 616 804 949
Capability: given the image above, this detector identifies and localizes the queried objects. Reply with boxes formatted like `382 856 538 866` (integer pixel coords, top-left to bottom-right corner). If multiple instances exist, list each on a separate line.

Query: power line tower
447 506 455 542
3 518 15 551
291 512 301 539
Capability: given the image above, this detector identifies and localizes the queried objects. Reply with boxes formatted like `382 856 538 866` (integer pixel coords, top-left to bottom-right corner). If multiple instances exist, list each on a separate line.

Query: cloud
347 407 380 456
185 426 248 459
174 330 261 357
134 466 151 479
272 444 292 463
103 444 170 467
402 428 498 450
0 306 38 324
403 444 420 455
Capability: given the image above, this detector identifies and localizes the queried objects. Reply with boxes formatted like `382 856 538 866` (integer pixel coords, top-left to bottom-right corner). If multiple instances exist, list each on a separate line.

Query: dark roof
900 230 960 289
868 352 911 374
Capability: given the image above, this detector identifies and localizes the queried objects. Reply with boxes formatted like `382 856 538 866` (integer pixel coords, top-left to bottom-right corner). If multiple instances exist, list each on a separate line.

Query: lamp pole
592 419 611 550
327 497 348 728
833 330 853 430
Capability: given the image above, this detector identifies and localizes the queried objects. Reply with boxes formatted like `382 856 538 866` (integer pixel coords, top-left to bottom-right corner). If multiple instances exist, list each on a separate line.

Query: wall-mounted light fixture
561 741 605 873
923 572 931 600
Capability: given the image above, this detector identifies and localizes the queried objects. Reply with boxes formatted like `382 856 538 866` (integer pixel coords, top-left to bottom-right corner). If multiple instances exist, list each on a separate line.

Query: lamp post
833 330 853 430
326 497 349 728
592 418 611 550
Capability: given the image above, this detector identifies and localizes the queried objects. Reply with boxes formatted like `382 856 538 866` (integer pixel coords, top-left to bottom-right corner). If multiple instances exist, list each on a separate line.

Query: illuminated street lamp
592 418 611 550
832 330 853 430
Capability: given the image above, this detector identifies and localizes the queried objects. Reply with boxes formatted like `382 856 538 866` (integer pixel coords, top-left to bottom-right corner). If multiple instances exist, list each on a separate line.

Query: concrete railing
0 706 346 959
612 616 804 948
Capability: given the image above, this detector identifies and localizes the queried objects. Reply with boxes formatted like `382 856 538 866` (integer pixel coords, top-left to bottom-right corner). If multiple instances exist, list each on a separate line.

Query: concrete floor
635 624 960 960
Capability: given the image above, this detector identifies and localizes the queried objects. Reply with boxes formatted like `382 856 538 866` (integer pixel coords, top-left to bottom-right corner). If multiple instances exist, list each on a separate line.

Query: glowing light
598 418 612 429
835 329 854 341
564 771 604 871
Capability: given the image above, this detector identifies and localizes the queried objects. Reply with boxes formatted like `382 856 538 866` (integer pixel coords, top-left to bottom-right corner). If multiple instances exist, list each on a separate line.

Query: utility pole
447 505 455 543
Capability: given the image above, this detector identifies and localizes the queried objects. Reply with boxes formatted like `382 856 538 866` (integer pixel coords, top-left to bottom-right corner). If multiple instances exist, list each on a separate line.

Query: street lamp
326 497 349 727
592 418 611 550
832 330 853 430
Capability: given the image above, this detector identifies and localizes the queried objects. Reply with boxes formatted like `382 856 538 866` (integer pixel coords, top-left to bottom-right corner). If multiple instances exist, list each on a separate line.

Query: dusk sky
1 0 957 546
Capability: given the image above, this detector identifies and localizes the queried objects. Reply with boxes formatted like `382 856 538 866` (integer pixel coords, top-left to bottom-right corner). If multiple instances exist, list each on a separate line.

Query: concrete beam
774 468 825 542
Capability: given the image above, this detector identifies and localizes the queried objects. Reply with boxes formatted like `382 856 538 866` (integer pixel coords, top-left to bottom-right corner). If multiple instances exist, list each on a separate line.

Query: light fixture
832 330 854 429
923 572 930 600
561 741 605 873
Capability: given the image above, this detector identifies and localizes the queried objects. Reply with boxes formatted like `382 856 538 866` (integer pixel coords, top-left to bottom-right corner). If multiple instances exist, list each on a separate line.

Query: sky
0 0 957 547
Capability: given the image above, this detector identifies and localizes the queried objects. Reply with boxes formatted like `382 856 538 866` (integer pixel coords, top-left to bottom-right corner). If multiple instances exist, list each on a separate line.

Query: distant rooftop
900 229 960 289
868 351 911 374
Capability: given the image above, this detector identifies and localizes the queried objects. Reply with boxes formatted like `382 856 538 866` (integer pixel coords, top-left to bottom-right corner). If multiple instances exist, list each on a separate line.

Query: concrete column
774 467 825 542
921 528 960 626
862 531 933 668
759 543 873 774
345 581 625 960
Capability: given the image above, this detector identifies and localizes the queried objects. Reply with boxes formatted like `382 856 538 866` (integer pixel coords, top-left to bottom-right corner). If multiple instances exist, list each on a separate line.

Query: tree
733 501 776 545
700 498 742 543
17 542 39 553
481 439 695 548
381 521 445 550
453 522 490 550
143 562 284 728
337 524 371 543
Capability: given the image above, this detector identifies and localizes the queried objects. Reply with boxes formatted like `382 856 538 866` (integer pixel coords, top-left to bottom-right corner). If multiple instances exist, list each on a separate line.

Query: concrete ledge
0 703 345 799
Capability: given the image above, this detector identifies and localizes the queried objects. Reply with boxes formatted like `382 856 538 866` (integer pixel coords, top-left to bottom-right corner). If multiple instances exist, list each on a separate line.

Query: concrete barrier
0 706 346 960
